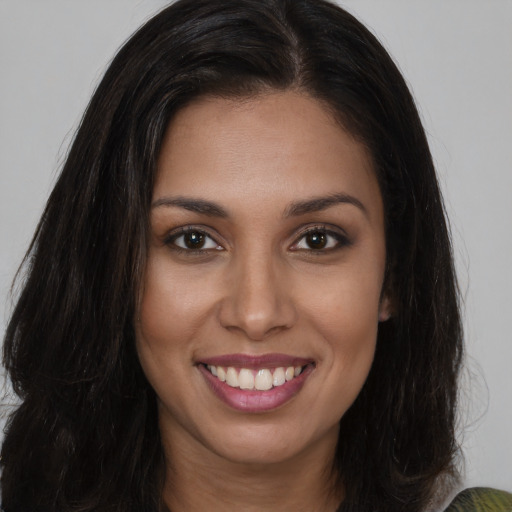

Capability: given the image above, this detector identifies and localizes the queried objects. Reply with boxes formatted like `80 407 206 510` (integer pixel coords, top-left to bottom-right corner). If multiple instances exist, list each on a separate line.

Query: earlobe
378 295 393 322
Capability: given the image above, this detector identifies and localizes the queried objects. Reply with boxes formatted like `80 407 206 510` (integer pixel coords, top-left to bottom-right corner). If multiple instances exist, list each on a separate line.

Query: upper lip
198 353 314 369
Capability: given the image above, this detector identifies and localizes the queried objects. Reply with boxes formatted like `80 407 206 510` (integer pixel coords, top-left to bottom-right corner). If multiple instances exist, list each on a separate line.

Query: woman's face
136 91 390 467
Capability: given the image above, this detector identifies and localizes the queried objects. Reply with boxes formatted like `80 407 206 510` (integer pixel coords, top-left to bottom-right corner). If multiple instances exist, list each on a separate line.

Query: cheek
321 299 378 382
137 254 219 350
298 260 383 375
134 255 217 414
287 268 381 435
303 263 383 331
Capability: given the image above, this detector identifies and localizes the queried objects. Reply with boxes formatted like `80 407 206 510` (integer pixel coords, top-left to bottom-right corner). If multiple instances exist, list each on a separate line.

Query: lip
197 354 315 413
199 353 313 369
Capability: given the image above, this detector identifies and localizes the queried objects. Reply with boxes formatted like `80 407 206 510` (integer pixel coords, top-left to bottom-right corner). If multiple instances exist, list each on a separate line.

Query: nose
218 252 297 341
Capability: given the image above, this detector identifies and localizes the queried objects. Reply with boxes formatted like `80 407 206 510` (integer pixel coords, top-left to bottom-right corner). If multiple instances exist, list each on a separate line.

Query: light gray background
1 0 511 494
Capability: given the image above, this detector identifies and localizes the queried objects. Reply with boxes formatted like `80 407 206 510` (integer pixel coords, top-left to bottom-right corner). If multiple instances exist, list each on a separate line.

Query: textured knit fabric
334 488 512 512
444 488 512 511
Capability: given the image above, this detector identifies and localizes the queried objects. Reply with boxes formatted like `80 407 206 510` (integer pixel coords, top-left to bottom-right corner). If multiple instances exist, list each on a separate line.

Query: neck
160 421 343 512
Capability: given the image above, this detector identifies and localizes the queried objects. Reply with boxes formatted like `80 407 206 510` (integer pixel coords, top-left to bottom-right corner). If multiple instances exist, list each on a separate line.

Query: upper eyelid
293 224 348 240
165 225 219 238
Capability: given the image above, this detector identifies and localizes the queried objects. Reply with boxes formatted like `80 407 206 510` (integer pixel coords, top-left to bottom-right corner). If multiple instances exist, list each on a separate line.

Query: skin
135 91 391 511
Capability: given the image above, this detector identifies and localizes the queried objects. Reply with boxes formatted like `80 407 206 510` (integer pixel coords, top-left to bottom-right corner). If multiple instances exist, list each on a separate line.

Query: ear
378 294 393 322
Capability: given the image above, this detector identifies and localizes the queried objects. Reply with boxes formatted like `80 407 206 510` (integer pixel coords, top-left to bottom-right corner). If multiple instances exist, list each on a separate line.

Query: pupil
307 231 326 249
184 232 204 249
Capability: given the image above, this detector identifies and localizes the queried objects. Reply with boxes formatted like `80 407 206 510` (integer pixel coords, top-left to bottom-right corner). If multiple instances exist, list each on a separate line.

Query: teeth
205 364 307 390
255 369 273 391
272 367 286 387
226 367 238 387
239 369 255 390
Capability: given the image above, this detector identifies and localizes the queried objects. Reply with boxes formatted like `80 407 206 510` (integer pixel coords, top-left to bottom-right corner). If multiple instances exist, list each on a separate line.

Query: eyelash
163 226 223 256
163 225 350 255
290 225 350 253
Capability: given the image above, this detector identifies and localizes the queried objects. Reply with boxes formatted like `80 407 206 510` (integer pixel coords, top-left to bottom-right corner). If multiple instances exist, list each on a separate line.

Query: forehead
154 91 381 222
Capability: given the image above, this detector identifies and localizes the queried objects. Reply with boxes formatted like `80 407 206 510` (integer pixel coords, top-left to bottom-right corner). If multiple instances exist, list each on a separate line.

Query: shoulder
443 487 512 511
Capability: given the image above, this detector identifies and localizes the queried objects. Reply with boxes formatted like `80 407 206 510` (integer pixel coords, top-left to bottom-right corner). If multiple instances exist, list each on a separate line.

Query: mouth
197 354 315 412
202 363 309 391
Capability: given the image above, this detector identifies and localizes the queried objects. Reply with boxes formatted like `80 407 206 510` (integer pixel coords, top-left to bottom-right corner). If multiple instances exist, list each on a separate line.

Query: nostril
222 322 291 342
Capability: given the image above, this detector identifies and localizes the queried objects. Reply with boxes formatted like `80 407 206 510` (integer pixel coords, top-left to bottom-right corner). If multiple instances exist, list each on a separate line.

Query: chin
203 420 340 467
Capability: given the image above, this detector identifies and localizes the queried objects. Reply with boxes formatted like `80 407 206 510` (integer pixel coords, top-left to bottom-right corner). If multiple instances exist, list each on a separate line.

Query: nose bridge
219 246 295 340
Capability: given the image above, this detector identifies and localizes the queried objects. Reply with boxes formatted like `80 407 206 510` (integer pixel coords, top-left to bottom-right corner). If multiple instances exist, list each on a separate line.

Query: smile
198 354 315 412
205 364 304 391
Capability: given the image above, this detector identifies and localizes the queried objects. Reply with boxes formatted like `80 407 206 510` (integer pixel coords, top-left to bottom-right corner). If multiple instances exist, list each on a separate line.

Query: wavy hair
1 1 463 510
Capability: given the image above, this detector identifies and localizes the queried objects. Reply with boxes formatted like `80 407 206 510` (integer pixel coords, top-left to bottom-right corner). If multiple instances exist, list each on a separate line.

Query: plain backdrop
1 0 511 495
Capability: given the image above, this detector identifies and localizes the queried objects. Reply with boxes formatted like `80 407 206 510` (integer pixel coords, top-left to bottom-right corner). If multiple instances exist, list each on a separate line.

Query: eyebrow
151 196 229 217
284 193 367 218
151 192 367 218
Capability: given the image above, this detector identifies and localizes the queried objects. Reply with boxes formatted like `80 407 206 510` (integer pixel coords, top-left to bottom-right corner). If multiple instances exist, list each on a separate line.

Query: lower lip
198 364 314 413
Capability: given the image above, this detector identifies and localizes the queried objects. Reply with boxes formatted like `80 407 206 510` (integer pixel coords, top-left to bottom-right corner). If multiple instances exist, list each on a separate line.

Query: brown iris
184 231 205 249
305 231 327 249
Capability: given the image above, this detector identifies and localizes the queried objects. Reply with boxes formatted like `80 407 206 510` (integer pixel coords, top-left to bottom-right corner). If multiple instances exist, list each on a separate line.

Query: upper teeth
206 365 303 391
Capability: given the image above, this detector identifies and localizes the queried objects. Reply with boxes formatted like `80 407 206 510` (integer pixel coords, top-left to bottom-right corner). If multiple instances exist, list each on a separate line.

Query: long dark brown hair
1 1 463 511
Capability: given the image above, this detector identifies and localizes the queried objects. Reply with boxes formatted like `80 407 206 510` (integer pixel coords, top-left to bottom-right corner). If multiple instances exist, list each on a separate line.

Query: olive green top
445 488 512 511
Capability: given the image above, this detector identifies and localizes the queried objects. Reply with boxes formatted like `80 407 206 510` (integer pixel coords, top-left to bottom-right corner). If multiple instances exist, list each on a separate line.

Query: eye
166 228 223 252
291 227 348 252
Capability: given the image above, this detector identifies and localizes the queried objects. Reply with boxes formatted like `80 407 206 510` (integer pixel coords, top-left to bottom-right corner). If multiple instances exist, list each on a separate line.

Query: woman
1 0 511 511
